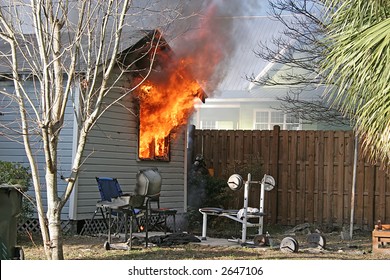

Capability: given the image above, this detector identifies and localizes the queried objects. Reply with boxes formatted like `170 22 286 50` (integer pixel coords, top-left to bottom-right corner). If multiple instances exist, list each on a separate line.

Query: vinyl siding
74 76 187 220
0 80 75 219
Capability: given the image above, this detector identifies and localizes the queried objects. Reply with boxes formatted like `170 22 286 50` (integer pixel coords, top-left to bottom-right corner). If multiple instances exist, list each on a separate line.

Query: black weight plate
253 234 269 246
307 233 326 249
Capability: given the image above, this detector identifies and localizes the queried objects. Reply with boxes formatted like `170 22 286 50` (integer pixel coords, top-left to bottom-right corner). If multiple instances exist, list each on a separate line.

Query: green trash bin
0 184 26 260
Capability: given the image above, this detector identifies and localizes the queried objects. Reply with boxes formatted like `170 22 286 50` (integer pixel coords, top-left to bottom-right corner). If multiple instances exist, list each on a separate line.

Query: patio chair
102 168 163 250
86 177 141 236
128 168 162 247
148 196 177 234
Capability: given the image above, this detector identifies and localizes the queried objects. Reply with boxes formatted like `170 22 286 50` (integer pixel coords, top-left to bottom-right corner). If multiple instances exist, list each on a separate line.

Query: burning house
0 28 206 233
120 30 207 161
0 0 240 233
72 29 207 230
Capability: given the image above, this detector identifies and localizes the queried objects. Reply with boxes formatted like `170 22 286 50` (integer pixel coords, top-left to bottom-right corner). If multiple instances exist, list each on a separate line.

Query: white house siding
192 85 353 131
74 79 187 220
0 79 75 219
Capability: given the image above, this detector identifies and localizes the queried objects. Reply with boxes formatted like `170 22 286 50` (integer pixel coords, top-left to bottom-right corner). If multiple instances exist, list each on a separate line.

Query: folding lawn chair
100 168 164 250
148 196 177 234
86 177 142 236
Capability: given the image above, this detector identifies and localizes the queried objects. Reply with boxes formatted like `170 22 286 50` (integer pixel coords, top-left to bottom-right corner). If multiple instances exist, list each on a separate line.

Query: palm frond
321 0 390 164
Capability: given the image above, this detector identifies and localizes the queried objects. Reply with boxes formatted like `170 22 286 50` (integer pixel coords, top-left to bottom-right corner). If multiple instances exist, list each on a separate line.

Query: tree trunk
45 168 64 260
46 209 64 260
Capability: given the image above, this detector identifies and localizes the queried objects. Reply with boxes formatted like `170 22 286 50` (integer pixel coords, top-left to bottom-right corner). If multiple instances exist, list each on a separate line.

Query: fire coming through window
133 33 206 161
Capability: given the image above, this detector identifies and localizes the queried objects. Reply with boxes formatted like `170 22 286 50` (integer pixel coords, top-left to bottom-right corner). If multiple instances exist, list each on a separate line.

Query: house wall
194 106 240 129
0 79 74 219
0 76 188 222
192 98 352 131
73 76 187 221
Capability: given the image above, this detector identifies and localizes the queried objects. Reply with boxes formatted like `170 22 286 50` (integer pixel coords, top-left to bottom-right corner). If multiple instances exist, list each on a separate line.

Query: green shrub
186 174 236 236
0 161 34 222
0 161 31 186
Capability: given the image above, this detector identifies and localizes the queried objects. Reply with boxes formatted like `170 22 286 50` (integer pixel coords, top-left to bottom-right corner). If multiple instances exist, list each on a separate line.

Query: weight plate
307 233 326 249
227 174 243 191
253 234 269 246
280 236 299 253
13 246 24 260
262 175 275 191
104 241 111 250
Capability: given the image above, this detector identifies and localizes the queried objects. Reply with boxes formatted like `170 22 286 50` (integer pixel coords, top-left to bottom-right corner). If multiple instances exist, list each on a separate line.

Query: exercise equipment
199 173 275 246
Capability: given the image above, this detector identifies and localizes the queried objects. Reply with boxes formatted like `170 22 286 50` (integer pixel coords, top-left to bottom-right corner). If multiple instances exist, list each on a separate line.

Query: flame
136 56 204 159
134 3 230 159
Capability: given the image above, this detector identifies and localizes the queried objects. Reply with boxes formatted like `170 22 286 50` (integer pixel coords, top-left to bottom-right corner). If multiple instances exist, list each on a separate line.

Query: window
285 114 300 130
200 120 216 129
217 121 234 129
138 132 170 161
254 111 300 130
200 120 234 129
255 112 269 130
270 111 284 128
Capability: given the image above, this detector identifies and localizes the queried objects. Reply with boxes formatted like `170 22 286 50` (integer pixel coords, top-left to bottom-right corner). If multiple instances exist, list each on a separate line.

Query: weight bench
372 222 390 254
199 207 265 241
199 173 275 245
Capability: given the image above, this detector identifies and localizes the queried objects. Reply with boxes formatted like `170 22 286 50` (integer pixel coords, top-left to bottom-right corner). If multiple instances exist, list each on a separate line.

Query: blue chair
96 177 123 202
89 177 141 236
86 169 163 250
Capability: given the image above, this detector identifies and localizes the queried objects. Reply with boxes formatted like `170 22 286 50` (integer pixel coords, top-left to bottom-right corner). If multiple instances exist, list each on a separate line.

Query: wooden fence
190 126 390 230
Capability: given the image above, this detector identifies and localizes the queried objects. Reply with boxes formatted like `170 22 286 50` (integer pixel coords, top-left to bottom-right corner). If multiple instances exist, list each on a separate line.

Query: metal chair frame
88 177 141 237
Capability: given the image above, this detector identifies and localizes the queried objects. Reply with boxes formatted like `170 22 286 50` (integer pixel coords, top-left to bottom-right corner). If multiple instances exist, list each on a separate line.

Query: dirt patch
17 227 390 260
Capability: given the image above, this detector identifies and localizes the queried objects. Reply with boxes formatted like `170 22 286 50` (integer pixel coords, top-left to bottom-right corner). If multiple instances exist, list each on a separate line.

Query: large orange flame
134 3 229 159
136 56 205 159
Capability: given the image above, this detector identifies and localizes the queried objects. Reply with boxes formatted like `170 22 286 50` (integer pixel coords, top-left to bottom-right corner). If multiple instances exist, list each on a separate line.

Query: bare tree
0 0 187 260
249 0 350 127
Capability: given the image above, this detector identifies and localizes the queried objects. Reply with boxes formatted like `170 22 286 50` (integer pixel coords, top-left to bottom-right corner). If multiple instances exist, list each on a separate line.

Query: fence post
269 125 280 224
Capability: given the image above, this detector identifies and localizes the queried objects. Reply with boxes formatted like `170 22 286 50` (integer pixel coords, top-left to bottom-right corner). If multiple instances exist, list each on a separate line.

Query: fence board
324 131 334 225
211 130 219 177
377 167 386 222
316 130 325 224
297 131 306 224
192 127 390 229
336 131 345 225
366 164 375 229
279 130 289 224
307 131 315 223
289 131 298 225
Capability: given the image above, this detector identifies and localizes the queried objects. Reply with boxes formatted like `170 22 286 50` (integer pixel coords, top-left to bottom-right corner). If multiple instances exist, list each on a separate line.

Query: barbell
227 174 275 191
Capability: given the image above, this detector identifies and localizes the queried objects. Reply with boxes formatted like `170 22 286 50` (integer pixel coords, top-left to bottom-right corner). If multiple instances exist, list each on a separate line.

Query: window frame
253 110 301 130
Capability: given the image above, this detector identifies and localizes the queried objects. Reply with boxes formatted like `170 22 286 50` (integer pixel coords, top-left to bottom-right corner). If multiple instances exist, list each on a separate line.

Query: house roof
215 16 288 92
0 29 155 74
0 0 193 74
201 85 324 103
195 14 327 105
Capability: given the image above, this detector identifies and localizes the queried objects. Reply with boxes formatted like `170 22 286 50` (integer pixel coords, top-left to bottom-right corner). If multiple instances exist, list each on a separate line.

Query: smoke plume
168 0 263 95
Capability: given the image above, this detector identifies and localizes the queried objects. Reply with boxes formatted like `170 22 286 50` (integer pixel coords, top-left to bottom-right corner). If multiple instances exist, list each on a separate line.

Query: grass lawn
17 226 390 260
